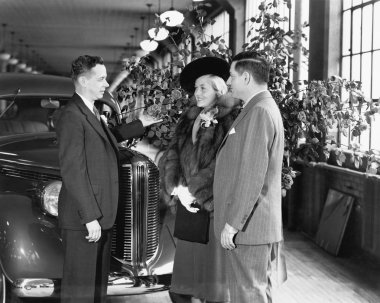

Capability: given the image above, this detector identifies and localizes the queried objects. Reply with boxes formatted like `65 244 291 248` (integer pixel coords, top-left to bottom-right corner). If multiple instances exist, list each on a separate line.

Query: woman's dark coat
159 97 241 212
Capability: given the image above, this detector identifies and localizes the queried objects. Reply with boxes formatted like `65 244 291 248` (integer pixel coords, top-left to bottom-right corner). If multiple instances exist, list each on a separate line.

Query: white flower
199 107 218 128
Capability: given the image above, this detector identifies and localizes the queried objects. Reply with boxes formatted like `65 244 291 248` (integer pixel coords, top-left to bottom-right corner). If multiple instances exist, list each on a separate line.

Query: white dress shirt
77 92 97 115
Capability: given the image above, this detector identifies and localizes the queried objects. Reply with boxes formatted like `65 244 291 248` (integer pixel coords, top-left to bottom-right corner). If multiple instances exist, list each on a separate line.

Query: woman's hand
174 185 199 213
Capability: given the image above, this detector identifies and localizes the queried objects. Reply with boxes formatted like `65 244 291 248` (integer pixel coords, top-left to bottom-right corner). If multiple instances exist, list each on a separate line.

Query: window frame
340 0 380 151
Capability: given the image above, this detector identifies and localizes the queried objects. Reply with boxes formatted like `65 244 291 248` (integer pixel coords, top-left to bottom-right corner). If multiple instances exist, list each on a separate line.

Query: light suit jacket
213 91 284 245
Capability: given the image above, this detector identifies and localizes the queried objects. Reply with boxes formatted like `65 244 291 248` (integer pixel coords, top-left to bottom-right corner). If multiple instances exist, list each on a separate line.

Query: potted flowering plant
115 0 380 194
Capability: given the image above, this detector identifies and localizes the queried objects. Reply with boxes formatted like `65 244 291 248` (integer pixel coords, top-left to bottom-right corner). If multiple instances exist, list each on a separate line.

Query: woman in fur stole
159 57 241 303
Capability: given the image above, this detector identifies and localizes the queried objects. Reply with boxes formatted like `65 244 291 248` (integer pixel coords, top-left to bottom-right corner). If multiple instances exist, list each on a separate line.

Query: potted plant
115 0 380 194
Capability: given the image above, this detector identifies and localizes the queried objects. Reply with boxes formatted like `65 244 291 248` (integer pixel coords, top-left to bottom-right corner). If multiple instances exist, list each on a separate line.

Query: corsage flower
199 107 219 128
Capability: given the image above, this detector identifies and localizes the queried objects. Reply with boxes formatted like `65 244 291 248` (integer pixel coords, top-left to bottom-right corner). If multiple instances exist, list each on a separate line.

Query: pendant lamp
140 4 158 52
159 0 184 27
16 39 26 70
8 31 19 65
148 0 169 41
0 24 11 61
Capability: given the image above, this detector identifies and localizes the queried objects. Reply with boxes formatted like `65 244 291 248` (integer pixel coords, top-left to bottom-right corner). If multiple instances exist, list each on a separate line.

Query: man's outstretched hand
139 113 163 127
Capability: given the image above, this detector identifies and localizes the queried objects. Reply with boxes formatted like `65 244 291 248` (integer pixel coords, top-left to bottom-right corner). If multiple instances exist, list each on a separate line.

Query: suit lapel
217 91 273 155
73 94 118 151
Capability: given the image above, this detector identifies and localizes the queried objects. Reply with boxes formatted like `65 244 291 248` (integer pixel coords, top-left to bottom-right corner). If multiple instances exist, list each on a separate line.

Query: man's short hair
232 51 270 84
70 55 104 81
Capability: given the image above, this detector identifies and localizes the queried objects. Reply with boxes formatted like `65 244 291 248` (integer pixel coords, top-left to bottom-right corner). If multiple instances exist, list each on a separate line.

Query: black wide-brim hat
179 56 230 94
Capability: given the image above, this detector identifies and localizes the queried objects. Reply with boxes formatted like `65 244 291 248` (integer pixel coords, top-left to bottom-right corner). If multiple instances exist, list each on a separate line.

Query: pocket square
229 127 236 135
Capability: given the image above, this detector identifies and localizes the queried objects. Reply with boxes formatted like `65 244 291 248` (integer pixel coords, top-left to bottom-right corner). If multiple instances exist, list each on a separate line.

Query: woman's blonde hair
197 74 228 97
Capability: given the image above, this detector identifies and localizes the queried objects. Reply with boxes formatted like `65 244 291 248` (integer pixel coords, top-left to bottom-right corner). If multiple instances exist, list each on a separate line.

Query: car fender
0 193 63 283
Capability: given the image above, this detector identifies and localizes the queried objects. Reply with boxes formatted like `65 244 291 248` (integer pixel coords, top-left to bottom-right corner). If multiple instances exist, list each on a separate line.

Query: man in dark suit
213 51 285 303
56 55 158 303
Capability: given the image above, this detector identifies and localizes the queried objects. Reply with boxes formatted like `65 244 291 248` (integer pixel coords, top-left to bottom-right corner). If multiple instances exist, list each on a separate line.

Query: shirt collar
76 92 95 114
243 89 268 108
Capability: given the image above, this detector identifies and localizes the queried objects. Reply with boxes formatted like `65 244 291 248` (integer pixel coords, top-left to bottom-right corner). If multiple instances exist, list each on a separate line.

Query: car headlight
41 181 62 217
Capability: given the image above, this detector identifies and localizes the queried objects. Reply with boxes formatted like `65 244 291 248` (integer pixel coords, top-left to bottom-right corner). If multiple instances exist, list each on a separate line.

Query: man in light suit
56 55 158 303
213 51 285 303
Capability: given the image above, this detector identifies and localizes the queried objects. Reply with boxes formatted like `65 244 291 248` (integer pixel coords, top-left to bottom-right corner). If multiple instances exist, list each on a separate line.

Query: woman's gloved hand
172 185 199 213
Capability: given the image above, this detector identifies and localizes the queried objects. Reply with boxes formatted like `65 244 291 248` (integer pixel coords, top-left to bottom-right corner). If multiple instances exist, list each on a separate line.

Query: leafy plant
116 3 230 149
115 0 380 194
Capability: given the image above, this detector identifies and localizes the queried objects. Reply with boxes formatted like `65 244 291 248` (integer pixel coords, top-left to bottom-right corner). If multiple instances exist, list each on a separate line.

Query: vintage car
0 73 175 302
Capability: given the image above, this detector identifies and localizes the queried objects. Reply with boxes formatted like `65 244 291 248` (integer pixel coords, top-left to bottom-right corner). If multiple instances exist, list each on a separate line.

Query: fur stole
159 96 241 212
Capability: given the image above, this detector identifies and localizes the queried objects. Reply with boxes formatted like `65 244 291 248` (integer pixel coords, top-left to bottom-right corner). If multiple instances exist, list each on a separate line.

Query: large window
203 11 230 49
341 0 380 151
245 0 309 82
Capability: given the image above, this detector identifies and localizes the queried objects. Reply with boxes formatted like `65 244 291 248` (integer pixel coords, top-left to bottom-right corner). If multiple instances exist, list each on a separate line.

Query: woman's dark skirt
170 217 230 302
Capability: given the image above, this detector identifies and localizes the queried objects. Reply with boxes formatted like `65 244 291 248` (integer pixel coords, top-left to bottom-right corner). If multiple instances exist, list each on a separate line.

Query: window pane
373 51 380 98
342 56 351 79
340 128 350 148
362 5 373 52
361 52 371 96
351 130 360 146
360 125 370 150
343 0 352 10
352 9 362 54
351 54 361 81
352 0 362 6
341 57 351 104
342 11 351 55
374 2 380 49
371 113 380 150
363 0 372 3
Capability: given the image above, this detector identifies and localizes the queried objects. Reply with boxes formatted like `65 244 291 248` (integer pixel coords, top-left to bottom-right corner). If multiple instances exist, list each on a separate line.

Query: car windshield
0 97 69 136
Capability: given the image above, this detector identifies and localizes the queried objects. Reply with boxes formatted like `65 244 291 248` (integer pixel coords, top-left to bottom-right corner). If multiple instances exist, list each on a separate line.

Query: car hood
0 133 59 169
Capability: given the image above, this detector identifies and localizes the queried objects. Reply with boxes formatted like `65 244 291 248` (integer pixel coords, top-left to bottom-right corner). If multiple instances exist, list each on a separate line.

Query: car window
0 97 69 136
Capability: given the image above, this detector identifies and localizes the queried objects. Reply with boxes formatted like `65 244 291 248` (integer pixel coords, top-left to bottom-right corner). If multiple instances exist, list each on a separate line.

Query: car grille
0 166 61 182
111 162 160 266
0 161 161 268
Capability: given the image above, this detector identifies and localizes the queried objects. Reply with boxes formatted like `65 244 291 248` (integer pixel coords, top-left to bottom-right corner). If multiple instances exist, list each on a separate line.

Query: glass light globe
8 57 18 65
148 27 169 41
159 10 184 27
0 52 11 61
135 49 148 57
140 39 158 52
24 66 33 73
17 62 26 69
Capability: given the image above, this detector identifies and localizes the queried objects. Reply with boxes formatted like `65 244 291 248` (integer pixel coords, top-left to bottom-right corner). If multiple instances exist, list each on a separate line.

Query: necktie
93 105 101 121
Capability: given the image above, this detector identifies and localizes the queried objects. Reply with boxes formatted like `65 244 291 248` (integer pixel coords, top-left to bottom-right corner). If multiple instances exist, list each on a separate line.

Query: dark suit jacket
214 91 284 245
56 93 144 230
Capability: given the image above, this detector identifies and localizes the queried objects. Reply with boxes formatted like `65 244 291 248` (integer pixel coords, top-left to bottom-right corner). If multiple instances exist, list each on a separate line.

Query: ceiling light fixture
8 31 19 65
159 0 184 27
0 23 11 61
140 4 158 52
16 39 26 70
148 0 169 41
148 27 169 41
24 44 32 73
